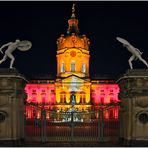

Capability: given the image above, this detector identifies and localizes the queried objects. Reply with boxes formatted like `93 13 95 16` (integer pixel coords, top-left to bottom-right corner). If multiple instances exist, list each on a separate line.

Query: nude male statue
0 39 32 68
116 37 148 69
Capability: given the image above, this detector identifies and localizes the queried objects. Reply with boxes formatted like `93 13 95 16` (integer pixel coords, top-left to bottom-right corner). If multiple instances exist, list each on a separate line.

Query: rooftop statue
0 39 32 68
116 37 148 69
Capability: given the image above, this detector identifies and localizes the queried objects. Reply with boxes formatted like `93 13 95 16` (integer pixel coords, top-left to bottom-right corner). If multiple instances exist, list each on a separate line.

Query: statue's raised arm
0 39 32 69
116 37 148 69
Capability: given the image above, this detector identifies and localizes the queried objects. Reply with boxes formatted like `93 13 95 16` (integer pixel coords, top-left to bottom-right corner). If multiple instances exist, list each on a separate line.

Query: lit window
42 90 46 93
100 90 104 93
60 92 66 104
110 97 114 103
51 90 55 93
61 62 65 73
81 63 86 73
80 92 86 104
71 61 76 72
32 90 36 93
100 97 104 104
32 93 37 103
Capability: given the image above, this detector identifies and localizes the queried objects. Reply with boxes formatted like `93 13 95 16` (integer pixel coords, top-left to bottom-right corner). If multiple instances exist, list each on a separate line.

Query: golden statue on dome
72 3 76 18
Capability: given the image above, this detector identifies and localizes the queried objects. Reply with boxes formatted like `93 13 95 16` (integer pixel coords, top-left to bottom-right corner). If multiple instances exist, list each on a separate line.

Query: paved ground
1 140 148 147
22 141 121 147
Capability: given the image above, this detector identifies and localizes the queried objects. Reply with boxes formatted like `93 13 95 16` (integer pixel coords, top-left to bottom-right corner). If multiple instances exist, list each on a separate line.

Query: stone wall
117 69 148 145
0 69 27 144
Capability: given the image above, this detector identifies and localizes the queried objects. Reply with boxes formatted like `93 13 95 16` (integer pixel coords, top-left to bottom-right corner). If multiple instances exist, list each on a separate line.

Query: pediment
57 75 89 83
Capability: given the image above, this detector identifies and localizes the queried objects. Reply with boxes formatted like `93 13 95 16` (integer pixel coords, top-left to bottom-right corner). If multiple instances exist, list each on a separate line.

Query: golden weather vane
71 3 76 18
72 3 76 14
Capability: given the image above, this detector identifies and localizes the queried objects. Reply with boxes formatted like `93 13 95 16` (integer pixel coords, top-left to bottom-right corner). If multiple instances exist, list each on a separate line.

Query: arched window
71 61 76 72
60 92 66 104
41 93 46 103
81 63 86 73
32 93 37 103
80 92 86 104
110 93 114 103
61 62 65 73
100 97 104 104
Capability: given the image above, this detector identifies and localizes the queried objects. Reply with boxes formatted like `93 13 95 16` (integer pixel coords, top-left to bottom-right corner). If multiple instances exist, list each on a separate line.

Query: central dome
56 4 90 51
57 33 90 50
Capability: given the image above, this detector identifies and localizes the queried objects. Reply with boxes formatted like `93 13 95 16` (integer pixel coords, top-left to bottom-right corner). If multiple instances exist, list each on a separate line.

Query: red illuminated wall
91 84 120 119
25 84 56 104
91 84 120 105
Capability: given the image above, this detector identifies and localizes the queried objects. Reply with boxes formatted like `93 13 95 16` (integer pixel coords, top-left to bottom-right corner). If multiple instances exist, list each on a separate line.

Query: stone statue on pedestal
0 39 32 68
116 37 148 69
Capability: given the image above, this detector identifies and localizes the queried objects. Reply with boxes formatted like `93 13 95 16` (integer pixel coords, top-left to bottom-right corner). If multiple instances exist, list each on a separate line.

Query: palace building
1 4 148 146
25 4 120 122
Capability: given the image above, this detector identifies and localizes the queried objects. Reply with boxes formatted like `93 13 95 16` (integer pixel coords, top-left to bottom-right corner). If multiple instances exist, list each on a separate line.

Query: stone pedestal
0 68 27 145
117 69 148 146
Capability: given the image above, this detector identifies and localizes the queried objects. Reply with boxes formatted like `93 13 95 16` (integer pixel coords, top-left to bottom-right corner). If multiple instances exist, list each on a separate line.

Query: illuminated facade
25 5 120 121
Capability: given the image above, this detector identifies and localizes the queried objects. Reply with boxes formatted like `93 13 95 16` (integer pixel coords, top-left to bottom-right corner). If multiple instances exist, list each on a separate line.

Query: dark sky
0 1 148 78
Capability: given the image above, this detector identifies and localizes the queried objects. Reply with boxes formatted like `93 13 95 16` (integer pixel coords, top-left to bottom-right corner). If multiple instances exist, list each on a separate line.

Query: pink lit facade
25 84 56 104
91 81 120 120
25 83 56 119
91 84 119 105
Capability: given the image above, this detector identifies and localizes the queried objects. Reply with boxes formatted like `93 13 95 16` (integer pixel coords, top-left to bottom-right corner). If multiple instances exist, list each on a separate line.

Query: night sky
0 1 148 78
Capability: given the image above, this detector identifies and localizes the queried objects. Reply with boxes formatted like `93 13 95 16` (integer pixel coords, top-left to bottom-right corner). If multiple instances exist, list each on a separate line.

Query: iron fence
24 106 120 143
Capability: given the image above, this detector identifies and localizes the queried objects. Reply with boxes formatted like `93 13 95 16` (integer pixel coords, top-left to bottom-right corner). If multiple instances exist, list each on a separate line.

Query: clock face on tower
70 50 76 57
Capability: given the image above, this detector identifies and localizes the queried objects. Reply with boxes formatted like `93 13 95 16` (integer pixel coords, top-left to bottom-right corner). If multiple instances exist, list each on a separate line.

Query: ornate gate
24 104 120 145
